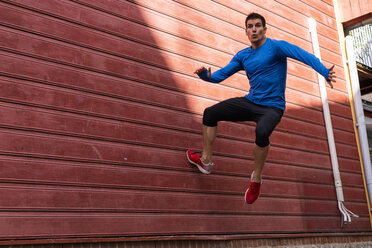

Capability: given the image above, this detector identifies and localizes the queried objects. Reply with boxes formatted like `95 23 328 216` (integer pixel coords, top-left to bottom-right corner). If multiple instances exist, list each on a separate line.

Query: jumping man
186 13 336 204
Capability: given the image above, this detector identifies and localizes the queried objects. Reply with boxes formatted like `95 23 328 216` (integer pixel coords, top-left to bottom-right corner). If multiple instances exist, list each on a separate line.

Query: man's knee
255 138 270 148
255 127 271 147
203 106 218 126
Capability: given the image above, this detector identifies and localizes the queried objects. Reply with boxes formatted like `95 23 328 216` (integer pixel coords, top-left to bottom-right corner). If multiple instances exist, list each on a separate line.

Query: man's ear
263 26 267 34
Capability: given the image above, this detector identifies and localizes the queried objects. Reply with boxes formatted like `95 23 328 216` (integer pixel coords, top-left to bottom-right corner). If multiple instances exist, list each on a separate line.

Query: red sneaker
186 149 214 174
245 181 261 204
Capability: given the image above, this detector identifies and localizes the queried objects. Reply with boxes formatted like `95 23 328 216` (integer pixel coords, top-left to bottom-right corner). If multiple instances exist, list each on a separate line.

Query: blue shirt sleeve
275 40 330 82
198 54 243 83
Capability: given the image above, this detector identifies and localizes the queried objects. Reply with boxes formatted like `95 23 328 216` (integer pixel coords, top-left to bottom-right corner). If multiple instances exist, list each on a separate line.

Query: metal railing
363 99 372 112
349 24 372 68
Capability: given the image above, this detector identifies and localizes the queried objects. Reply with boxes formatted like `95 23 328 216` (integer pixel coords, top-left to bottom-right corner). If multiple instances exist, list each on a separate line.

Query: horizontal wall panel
3 0 245 55
0 25 348 111
0 55 354 135
0 74 357 157
0 150 362 189
0 135 366 202
0 1 350 102
0 129 335 173
173 0 345 83
0 101 359 161
0 212 369 240
1 0 348 89
284 0 336 18
0 40 242 101
0 1 232 70
0 184 369 216
214 0 338 41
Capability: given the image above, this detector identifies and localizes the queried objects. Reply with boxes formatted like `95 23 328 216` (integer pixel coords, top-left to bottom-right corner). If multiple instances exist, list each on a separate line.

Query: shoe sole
186 150 210 174
244 188 250 204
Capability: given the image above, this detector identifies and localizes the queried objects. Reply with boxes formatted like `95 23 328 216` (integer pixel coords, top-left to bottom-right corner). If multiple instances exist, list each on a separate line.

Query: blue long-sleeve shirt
199 38 330 110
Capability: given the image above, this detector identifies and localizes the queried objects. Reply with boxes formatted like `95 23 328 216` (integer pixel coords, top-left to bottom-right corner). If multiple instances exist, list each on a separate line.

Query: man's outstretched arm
277 40 336 88
194 55 243 84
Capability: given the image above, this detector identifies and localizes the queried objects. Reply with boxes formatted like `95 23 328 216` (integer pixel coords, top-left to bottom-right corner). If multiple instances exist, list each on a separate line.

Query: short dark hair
245 13 266 28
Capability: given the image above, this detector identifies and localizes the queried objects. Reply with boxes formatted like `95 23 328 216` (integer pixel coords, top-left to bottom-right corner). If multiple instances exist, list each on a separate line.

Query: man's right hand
194 66 211 79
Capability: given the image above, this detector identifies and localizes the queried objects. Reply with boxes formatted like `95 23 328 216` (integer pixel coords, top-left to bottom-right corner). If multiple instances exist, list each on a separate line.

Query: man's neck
252 36 267 49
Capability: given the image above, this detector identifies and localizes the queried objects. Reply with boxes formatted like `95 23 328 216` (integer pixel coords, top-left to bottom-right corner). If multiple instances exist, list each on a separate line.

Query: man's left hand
327 65 336 88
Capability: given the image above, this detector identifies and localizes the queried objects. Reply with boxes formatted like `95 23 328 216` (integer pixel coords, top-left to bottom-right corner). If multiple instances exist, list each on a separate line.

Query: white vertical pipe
309 18 358 224
346 35 372 209
308 18 344 201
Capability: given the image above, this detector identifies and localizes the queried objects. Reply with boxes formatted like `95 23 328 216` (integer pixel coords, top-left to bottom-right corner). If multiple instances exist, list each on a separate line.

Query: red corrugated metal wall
0 0 370 241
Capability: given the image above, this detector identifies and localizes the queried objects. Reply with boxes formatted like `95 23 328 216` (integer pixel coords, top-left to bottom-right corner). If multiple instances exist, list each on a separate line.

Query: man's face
245 18 267 45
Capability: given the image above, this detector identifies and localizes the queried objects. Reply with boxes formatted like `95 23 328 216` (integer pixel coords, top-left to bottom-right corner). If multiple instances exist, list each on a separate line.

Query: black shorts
203 97 283 147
